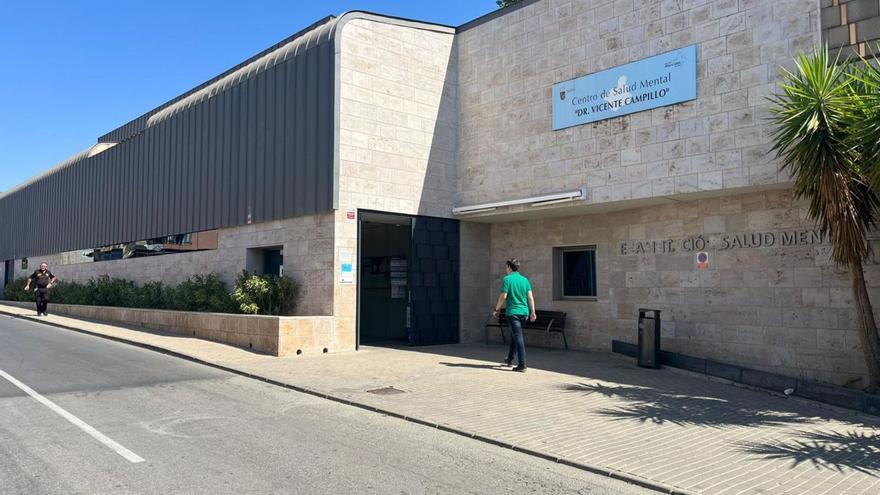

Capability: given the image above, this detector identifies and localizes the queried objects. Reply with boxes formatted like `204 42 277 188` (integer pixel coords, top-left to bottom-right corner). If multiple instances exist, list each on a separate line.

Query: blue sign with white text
552 45 697 130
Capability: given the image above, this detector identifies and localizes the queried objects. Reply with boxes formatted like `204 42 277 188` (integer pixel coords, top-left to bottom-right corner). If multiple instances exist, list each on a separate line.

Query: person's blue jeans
506 315 527 367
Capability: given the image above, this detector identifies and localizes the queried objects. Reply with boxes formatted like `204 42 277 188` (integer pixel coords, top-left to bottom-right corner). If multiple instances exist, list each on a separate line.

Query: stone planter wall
2 301 343 357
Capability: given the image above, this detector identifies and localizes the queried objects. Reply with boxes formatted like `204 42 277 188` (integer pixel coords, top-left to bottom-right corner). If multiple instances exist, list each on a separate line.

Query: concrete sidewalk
2 303 879 495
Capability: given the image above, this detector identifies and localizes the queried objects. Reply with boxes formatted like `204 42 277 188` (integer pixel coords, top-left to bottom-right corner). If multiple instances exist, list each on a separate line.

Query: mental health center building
2 0 879 387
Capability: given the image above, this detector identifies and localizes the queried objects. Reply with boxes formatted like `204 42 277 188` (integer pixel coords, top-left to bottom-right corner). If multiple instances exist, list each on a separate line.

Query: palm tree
769 48 880 391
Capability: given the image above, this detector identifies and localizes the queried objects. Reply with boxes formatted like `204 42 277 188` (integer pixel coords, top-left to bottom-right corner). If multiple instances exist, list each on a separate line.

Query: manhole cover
367 386 406 395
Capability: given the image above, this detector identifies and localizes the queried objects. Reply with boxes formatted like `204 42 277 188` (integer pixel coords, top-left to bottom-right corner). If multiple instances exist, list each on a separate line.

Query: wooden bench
485 309 569 350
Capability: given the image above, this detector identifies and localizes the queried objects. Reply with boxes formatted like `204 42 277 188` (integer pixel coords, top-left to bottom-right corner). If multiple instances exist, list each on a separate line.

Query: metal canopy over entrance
357 211 460 348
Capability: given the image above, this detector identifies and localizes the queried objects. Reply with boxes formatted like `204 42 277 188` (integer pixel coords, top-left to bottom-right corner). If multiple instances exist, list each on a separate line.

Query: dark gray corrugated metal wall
97 16 339 145
0 17 338 261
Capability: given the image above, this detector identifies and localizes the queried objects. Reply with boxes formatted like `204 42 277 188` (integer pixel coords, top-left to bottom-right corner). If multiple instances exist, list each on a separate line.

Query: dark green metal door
408 217 459 345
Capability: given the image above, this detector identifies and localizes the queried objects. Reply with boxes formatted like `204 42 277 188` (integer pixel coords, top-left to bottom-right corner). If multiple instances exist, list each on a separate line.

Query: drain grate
367 386 406 395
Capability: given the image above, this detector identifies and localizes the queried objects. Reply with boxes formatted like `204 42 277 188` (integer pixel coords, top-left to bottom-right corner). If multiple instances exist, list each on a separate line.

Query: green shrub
134 281 168 309
3 272 242 314
232 271 299 316
273 275 300 316
3 277 31 302
86 276 139 307
168 274 238 313
52 280 90 305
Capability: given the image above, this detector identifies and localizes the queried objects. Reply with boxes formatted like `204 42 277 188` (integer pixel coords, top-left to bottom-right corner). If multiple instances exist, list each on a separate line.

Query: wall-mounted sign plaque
552 45 697 130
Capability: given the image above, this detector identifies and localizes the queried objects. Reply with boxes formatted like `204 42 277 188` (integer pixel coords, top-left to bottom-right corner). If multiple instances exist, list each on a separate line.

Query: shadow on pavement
396 343 880 430
438 362 510 371
735 430 880 475
394 342 616 375
565 381 816 429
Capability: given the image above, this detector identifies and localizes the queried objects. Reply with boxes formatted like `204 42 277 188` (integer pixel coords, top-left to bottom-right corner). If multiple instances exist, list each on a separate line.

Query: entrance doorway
3 260 13 291
357 211 461 347
359 213 411 344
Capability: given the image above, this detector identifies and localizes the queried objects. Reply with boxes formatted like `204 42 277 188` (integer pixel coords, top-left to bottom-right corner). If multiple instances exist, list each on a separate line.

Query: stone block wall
337 18 458 219
456 0 820 208
334 18 459 343
9 214 336 317
460 222 492 342
822 0 880 58
2 300 340 356
480 189 879 388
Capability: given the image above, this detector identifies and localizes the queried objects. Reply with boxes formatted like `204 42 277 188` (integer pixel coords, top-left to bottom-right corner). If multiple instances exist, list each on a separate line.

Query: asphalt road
0 314 649 495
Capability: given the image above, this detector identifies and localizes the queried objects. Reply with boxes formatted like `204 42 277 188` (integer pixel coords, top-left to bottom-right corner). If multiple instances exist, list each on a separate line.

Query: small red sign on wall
346 210 356 221
696 251 710 270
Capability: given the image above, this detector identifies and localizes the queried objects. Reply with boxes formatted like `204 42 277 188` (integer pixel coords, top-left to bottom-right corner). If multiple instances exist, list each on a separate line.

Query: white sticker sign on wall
339 249 353 263
340 263 354 283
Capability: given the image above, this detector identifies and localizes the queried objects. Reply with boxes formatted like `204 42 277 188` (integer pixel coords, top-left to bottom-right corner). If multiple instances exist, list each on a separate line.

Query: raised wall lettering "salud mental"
618 229 825 256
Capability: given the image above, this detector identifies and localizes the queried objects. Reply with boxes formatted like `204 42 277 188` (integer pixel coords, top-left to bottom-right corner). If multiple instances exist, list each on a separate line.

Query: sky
0 0 499 193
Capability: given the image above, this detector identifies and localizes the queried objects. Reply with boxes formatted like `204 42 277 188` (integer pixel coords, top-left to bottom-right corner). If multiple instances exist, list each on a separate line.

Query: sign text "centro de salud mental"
552 45 697 130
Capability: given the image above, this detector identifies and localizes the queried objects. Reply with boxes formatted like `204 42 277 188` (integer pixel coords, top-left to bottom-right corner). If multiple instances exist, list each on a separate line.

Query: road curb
0 309 694 495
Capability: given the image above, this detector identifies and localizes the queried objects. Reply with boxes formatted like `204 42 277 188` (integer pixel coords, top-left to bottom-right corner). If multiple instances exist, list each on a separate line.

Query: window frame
552 245 598 301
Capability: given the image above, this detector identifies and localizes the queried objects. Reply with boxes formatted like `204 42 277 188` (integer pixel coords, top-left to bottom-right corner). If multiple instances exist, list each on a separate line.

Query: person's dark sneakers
503 358 513 366
513 365 527 372
42 313 48 316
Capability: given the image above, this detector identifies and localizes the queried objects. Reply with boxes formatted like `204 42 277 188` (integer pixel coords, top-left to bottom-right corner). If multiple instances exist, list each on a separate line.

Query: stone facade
449 0 880 388
3 16 462 345
477 189 879 388
5 3 874 387
334 18 458 343
2 300 340 356
460 221 492 342
9 214 336 317
456 0 818 208
337 18 458 218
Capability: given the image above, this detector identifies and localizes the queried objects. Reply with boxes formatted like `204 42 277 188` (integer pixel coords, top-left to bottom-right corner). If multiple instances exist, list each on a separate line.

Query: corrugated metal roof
0 11 456 262
0 142 116 200
146 19 337 128
97 16 339 145
0 16 341 261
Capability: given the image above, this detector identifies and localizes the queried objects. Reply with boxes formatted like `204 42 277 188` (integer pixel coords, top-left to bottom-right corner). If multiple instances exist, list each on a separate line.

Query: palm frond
768 47 879 266
847 49 880 189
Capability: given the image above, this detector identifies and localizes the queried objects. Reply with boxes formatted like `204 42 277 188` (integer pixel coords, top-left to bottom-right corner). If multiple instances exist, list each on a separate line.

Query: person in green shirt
492 258 536 372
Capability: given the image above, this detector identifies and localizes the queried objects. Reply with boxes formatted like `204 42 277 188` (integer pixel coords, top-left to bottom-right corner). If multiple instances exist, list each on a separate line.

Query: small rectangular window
553 246 597 299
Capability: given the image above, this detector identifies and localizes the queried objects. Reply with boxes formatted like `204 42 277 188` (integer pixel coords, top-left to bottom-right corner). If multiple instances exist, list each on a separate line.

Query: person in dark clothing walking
24 262 57 316
493 258 536 372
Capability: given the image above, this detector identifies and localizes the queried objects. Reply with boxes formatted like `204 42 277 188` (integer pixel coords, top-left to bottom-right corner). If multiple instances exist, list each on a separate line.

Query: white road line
0 368 145 464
